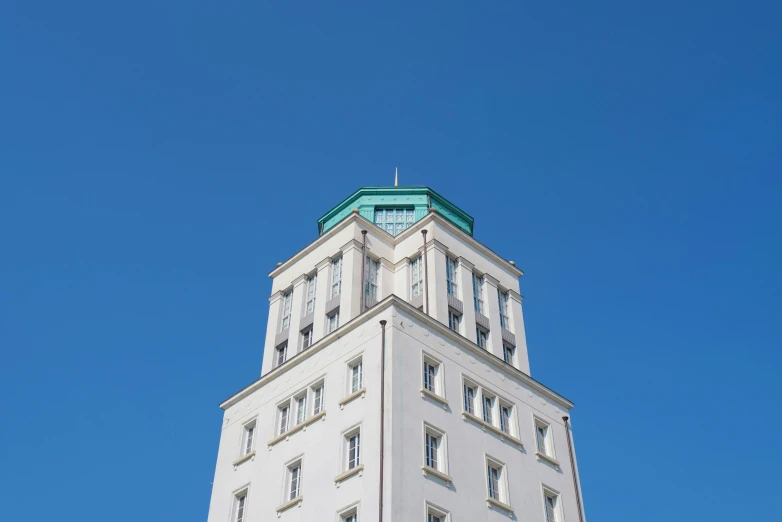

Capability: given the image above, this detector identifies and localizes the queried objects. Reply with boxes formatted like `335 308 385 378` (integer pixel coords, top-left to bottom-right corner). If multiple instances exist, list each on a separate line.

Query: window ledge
420 388 448 408
535 451 561 467
276 496 302 514
462 411 523 448
421 465 453 485
267 410 327 448
232 450 256 468
339 387 367 408
334 464 364 485
486 497 514 513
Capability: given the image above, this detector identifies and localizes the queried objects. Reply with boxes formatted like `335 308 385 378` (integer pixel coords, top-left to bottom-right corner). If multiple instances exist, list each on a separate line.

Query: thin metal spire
394 167 398 186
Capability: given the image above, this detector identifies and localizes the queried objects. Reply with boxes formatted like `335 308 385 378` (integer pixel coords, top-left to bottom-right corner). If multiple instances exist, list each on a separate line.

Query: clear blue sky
1 1 780 520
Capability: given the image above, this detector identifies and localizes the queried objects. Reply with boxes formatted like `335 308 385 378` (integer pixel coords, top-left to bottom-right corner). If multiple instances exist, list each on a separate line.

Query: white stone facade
206 207 586 522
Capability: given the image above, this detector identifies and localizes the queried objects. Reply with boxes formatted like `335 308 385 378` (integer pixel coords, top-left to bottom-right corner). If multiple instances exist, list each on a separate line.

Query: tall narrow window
302 328 313 350
487 464 502 500
350 360 363 393
503 343 515 365
243 423 255 455
305 275 317 314
295 395 307 425
331 257 342 298
498 291 510 330
544 493 559 522
347 433 361 469
473 273 484 313
463 383 476 414
275 343 287 368
365 257 379 305
425 432 440 470
535 420 555 458
280 291 292 331
313 385 324 415
500 405 512 434
278 404 290 435
448 310 461 333
328 311 339 333
288 464 301 500
423 360 438 393
410 256 423 298
234 494 247 522
482 395 494 425
374 207 415 236
446 257 458 296
476 328 488 349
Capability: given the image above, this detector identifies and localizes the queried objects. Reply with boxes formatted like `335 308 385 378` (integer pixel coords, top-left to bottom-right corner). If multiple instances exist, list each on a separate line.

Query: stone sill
421 465 453 484
334 464 364 485
486 497 514 513
420 388 448 408
232 450 256 468
462 411 523 448
535 451 561 467
267 410 327 448
339 387 367 408
276 496 302 514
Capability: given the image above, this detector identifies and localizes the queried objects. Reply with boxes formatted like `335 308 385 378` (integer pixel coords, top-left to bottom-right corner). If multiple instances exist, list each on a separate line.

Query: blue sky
1 1 781 520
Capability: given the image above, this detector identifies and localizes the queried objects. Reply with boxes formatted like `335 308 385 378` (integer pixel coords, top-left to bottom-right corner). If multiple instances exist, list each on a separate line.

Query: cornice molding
458 257 475 271
484 274 500 287
315 258 332 271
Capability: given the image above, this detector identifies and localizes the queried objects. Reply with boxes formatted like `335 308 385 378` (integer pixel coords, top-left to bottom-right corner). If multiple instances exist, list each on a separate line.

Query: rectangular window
344 515 357 522
482 395 494 425
448 310 461 333
500 405 512 434
503 343 515 365
288 464 301 500
347 432 361 469
242 422 255 455
472 273 484 313
476 328 488 349
328 311 340 333
302 328 313 350
446 257 458 296
428 515 442 522
280 291 292 331
487 464 502 500
544 492 559 522
295 395 307 425
305 274 317 314
463 383 476 414
423 360 438 393
498 291 510 330
234 493 247 522
275 343 287 368
374 207 415 236
313 385 324 415
277 404 290 435
535 419 555 458
365 257 379 305
410 256 423 298
425 432 440 470
350 360 363 393
331 257 342 298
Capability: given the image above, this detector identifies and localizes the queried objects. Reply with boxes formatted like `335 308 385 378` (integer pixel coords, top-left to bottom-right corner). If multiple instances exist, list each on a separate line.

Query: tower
206 185 586 522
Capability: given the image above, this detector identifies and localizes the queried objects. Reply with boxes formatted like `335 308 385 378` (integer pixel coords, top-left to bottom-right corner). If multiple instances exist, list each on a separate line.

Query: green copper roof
318 186 474 236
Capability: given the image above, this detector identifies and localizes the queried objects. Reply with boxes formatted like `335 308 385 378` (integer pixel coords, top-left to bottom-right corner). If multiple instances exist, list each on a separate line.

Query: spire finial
394 167 398 187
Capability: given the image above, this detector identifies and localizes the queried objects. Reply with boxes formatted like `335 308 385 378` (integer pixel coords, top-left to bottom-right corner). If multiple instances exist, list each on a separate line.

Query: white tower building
206 186 587 522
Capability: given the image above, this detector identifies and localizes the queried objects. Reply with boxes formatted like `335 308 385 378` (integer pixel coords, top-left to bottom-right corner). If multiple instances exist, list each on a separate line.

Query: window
544 491 560 522
423 424 447 472
498 291 510 330
535 418 555 458
280 291 292 331
287 463 302 500
328 311 340 333
331 257 342 298
482 394 494 425
364 257 379 305
295 395 307 425
275 343 287 368
486 456 508 503
410 256 423 298
426 504 449 522
423 359 438 394
463 382 476 414
242 421 255 455
472 273 484 313
446 257 458 296
312 385 324 415
428 514 442 522
346 431 361 470
476 328 488 349
374 207 415 236
500 404 512 434
277 404 290 435
448 310 461 333
343 515 357 522
350 360 363 393
503 343 515 365
302 328 313 350
305 274 317 314
233 493 247 522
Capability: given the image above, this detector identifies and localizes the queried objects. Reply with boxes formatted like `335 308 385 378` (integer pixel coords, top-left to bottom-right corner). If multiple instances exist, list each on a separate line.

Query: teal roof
318 186 474 236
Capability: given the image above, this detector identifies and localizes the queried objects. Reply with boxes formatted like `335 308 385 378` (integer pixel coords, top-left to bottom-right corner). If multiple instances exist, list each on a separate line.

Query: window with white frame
328 310 340 333
448 310 461 333
423 424 447 473
543 489 561 522
275 342 287 368
503 343 515 365
286 460 302 501
374 207 415 236
305 274 317 314
331 256 342 298
242 420 256 456
482 394 494 425
364 257 379 305
499 403 513 435
338 504 359 522
295 394 307 425
476 327 488 349
277 403 290 435
349 357 363 394
410 256 423 298
280 290 292 331
498 291 510 330
535 418 555 458
302 328 313 350
472 273 484 313
426 503 449 522
446 257 458 296
343 514 357 522
463 381 476 414
422 354 441 395
233 491 248 522
343 426 361 471
463 378 516 435
486 457 507 503
312 384 324 415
